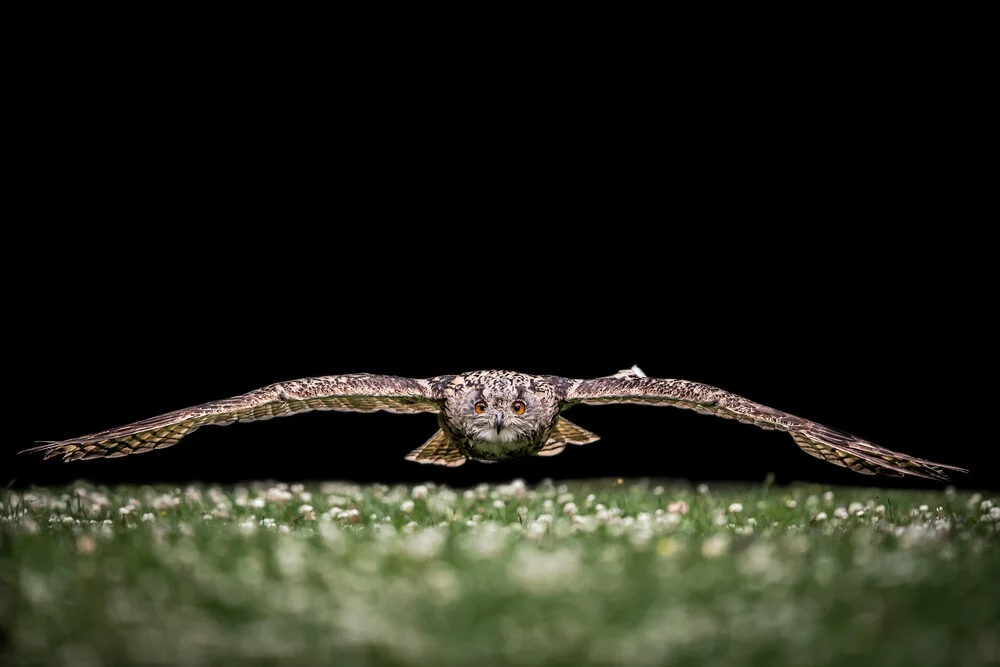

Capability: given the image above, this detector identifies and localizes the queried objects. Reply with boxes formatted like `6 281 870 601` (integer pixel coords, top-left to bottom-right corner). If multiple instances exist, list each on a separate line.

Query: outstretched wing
26 374 442 462
565 371 967 481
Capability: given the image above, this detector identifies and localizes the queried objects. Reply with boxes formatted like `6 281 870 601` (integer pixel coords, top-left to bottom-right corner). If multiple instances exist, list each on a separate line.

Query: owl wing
564 371 967 481
25 374 442 462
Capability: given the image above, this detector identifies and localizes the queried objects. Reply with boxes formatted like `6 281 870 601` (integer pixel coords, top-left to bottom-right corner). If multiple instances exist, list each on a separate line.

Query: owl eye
474 401 487 414
512 400 526 415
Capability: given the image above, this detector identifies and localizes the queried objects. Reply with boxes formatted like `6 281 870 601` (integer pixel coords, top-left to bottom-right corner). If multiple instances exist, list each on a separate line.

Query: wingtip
19 441 60 456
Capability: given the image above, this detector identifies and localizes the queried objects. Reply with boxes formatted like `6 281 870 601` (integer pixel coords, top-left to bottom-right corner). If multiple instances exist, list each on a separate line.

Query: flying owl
25 367 965 481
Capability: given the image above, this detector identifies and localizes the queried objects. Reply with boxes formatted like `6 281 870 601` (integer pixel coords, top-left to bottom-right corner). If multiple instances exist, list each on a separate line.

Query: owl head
445 372 559 444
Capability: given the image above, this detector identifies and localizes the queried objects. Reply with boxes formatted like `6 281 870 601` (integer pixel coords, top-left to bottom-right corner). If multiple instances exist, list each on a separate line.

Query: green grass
2 478 999 667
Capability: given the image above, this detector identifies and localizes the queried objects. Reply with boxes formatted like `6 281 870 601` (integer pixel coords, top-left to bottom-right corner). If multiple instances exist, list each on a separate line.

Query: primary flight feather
25 367 966 481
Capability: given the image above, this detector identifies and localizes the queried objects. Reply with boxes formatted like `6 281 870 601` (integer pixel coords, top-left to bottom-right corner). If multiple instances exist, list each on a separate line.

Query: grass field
2 478 999 666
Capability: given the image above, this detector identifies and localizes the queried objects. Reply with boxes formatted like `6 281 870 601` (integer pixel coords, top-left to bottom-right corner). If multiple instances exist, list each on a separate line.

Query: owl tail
404 430 468 467
537 417 601 457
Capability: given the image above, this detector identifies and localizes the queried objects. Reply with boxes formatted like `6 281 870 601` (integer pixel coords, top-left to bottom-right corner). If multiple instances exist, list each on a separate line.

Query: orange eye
512 400 525 415
474 401 487 414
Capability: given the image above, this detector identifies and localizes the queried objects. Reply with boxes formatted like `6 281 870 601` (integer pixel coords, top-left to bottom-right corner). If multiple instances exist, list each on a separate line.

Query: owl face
448 376 556 446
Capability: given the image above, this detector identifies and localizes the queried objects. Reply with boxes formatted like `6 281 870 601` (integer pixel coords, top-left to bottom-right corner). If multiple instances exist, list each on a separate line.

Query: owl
25 366 965 481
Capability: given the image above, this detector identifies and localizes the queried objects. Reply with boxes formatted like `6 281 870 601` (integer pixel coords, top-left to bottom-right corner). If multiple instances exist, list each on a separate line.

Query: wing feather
566 375 966 481
26 374 441 462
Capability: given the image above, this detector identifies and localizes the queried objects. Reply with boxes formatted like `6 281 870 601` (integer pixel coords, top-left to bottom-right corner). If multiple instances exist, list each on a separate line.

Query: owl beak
494 413 504 434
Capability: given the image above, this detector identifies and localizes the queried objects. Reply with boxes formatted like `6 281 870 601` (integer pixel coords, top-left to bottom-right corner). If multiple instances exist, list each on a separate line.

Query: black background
12 48 994 492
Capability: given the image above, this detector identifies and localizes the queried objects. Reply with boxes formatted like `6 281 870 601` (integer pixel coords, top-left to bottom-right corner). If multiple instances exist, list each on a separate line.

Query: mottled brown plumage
25 367 967 481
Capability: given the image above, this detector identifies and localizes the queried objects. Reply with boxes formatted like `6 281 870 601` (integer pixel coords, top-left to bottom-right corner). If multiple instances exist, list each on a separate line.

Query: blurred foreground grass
2 478 999 667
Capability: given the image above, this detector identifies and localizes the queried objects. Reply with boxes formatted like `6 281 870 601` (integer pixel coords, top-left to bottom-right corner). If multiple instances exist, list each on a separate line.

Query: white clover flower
563 502 578 516
815 512 828 521
585 494 596 506
61 516 75 525
338 509 361 523
855 510 865 517
22 493 44 511
402 528 446 558
203 514 213 521
728 502 743 513
713 511 727 527
493 500 505 509
298 491 312 503
542 499 554 512
118 506 131 516
556 492 574 505
701 535 729 558
981 499 995 511
876 505 886 516
403 521 419 533
102 519 113 525
910 508 921 518
667 501 689 515
967 493 982 507
510 545 582 592
525 521 547 539
141 513 155 522
290 483 305 494
785 499 797 509
153 494 179 511
412 485 429 499
919 504 929 512
299 504 314 514
806 495 819 506
279 525 290 533
401 500 415 514
697 484 710 495
266 487 293 503
834 507 849 520
595 508 610 523
747 517 758 526
653 486 664 496
463 489 476 501
989 507 1000 521
823 491 835 505
251 497 266 509
848 502 864 514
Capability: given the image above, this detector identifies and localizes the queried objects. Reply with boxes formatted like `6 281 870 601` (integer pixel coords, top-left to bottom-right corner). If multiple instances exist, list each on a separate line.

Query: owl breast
446 421 554 462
